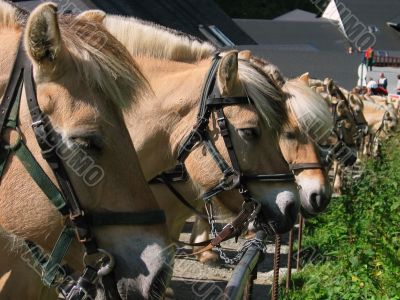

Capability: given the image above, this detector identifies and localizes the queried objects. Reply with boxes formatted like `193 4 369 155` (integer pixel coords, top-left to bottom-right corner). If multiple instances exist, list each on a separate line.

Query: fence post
296 215 304 271
272 234 281 300
286 228 294 292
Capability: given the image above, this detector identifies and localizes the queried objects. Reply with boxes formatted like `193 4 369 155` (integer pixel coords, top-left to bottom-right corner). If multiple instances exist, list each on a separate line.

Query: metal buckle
221 168 240 190
31 119 44 128
83 248 115 276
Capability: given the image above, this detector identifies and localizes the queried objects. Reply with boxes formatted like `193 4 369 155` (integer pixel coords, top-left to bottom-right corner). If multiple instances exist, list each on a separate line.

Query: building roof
274 9 321 22
233 45 361 89
13 0 255 46
234 19 348 51
323 0 400 52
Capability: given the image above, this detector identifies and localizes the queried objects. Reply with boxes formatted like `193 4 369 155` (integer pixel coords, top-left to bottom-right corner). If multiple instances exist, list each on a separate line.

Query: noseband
150 54 294 246
0 42 166 299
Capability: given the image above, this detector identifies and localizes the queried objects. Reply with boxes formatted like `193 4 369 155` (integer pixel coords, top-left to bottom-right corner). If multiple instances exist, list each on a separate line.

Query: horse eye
283 131 297 140
71 135 104 153
238 128 259 141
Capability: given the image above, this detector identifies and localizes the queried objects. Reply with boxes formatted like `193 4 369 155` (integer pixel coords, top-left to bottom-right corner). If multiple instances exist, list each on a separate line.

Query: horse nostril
310 193 327 212
284 200 298 220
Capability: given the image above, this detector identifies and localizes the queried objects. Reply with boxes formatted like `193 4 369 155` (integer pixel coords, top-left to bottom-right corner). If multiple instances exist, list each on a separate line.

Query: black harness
0 41 166 299
150 54 295 242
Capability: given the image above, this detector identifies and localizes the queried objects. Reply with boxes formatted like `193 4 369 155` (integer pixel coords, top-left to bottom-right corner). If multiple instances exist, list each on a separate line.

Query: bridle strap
243 173 295 181
289 163 325 171
158 173 209 220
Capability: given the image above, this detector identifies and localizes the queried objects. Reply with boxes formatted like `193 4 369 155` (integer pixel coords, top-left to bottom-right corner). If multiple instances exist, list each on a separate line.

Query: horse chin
300 206 317 219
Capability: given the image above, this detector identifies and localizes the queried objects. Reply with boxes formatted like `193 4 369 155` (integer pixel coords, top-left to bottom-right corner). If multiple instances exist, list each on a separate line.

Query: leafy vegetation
281 135 400 299
215 0 329 19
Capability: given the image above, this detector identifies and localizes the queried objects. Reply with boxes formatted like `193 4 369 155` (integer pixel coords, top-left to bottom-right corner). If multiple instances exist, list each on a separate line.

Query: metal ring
3 127 22 150
83 248 115 277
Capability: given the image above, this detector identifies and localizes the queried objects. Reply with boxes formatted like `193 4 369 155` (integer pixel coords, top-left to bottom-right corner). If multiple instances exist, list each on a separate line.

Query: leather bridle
320 99 358 168
0 41 166 300
150 54 295 246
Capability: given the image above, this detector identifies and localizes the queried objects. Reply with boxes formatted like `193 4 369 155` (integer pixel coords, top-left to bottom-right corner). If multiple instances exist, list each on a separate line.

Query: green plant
281 136 400 299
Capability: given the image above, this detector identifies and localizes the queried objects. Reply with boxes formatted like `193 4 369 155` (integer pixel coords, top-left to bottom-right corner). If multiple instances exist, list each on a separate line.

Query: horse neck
125 56 212 179
0 28 21 95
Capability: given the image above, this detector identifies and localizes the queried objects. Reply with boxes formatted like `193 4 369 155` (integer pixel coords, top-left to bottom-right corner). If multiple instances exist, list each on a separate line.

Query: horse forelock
58 17 149 110
238 60 287 133
283 79 333 142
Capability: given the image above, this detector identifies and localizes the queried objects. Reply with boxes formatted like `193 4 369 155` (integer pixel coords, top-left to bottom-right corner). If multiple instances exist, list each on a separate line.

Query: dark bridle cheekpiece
0 41 166 299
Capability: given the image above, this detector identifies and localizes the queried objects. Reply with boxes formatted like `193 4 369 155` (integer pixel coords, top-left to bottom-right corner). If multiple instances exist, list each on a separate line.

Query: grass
280 135 400 299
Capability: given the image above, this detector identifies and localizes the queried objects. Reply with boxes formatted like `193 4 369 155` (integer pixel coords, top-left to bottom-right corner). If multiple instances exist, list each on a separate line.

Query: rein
149 54 295 259
0 41 166 299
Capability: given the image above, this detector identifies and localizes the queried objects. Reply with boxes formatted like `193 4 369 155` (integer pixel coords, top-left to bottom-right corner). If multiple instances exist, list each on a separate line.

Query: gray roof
234 19 349 51
334 0 400 52
13 0 95 11
273 9 321 22
13 0 255 45
233 45 361 90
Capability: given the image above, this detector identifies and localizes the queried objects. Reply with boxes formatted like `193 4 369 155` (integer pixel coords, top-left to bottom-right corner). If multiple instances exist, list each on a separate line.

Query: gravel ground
169 220 299 300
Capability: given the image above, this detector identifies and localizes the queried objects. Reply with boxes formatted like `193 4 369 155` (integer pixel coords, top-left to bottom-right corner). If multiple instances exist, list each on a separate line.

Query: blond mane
283 79 333 142
57 17 149 109
103 15 215 62
0 1 147 109
239 60 287 131
0 0 28 27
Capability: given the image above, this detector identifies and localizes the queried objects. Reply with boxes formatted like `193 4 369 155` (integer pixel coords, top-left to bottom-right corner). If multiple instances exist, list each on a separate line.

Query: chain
205 201 266 265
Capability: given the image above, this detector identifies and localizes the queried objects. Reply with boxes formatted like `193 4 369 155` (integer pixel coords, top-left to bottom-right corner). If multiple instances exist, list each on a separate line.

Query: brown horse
0 2 172 299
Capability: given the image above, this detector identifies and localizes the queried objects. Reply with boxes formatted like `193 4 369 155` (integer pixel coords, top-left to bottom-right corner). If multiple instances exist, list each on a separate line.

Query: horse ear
298 72 310 85
76 10 106 23
337 100 347 114
24 3 65 65
325 79 335 95
217 51 239 95
238 50 252 60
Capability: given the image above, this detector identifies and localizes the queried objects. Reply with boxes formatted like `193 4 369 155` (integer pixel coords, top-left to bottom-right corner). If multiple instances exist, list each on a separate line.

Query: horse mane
283 79 333 142
0 0 27 27
58 17 149 109
103 14 289 130
103 15 216 62
0 2 147 109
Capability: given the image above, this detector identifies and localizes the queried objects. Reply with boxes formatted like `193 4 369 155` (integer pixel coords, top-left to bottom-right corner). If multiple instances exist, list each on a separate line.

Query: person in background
348 46 353 54
367 77 378 95
378 73 388 89
365 47 374 71
397 75 400 95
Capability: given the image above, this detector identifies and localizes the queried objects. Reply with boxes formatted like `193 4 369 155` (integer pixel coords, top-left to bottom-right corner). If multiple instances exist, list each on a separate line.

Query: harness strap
158 173 208 220
205 97 249 106
289 163 325 171
216 108 241 172
15 141 68 212
243 173 295 182
42 226 75 287
86 211 166 226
